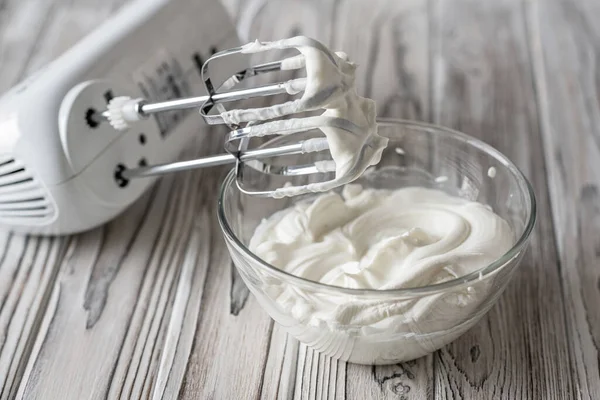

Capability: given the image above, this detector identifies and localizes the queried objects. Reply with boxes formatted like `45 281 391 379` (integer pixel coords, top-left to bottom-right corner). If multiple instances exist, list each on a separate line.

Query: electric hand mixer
0 0 376 235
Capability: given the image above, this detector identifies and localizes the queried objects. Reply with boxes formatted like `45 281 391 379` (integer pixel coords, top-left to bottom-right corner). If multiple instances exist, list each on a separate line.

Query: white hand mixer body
0 0 241 235
0 0 385 235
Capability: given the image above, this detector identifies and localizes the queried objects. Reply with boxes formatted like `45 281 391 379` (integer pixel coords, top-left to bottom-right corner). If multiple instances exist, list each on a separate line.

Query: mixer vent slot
0 156 55 221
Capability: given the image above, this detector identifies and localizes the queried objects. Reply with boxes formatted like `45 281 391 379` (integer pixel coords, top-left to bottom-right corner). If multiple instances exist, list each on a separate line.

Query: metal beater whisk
102 36 374 197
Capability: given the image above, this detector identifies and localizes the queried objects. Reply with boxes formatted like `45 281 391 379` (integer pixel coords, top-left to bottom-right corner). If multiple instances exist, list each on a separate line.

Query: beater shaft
103 36 380 198
122 142 309 179
102 82 290 120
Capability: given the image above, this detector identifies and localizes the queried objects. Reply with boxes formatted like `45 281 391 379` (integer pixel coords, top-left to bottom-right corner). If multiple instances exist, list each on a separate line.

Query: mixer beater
103 36 385 198
1 0 390 234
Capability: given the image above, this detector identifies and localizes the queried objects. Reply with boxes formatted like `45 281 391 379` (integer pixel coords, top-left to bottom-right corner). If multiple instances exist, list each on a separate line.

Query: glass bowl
218 119 536 365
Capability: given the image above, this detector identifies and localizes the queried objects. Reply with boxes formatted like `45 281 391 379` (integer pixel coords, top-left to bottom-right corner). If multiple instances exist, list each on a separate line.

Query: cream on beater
220 36 388 197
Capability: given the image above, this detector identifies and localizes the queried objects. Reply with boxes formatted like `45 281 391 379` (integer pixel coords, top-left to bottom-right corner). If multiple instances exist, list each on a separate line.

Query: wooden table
0 0 597 398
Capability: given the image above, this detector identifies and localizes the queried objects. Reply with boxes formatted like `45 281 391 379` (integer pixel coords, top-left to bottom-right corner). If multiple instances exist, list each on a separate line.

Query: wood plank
528 0 600 398
16 131 234 400
0 235 70 400
0 0 62 90
213 1 434 399
17 0 126 79
0 1 126 399
0 0 124 90
431 0 575 398
5 1 273 398
1 0 592 399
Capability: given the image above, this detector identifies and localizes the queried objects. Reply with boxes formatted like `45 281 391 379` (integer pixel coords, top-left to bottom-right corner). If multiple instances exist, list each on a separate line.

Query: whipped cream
221 36 388 197
249 184 514 363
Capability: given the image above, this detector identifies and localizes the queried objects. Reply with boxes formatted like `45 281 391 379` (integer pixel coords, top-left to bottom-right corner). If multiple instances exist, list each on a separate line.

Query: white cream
249 184 515 363
220 36 387 197
251 185 513 289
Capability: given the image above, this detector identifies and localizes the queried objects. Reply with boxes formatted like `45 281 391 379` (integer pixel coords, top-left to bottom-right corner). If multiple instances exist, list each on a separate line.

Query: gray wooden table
0 0 597 399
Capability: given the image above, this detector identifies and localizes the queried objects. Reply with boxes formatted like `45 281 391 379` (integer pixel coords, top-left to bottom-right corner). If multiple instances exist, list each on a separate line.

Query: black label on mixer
132 49 191 138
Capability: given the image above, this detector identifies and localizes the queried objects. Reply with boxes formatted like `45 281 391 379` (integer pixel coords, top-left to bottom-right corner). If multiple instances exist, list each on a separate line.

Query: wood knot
470 345 481 362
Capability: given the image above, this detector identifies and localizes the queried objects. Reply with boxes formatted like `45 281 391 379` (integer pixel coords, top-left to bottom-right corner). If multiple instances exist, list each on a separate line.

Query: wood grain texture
529 0 600 398
431 0 575 398
17 136 244 400
0 1 125 399
0 235 69 399
0 0 596 398
180 1 434 398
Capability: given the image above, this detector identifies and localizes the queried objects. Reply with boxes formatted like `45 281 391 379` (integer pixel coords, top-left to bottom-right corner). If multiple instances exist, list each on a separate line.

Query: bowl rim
217 118 537 297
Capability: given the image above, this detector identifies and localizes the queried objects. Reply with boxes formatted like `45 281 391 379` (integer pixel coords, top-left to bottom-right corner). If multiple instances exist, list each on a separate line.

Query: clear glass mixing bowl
218 119 536 365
